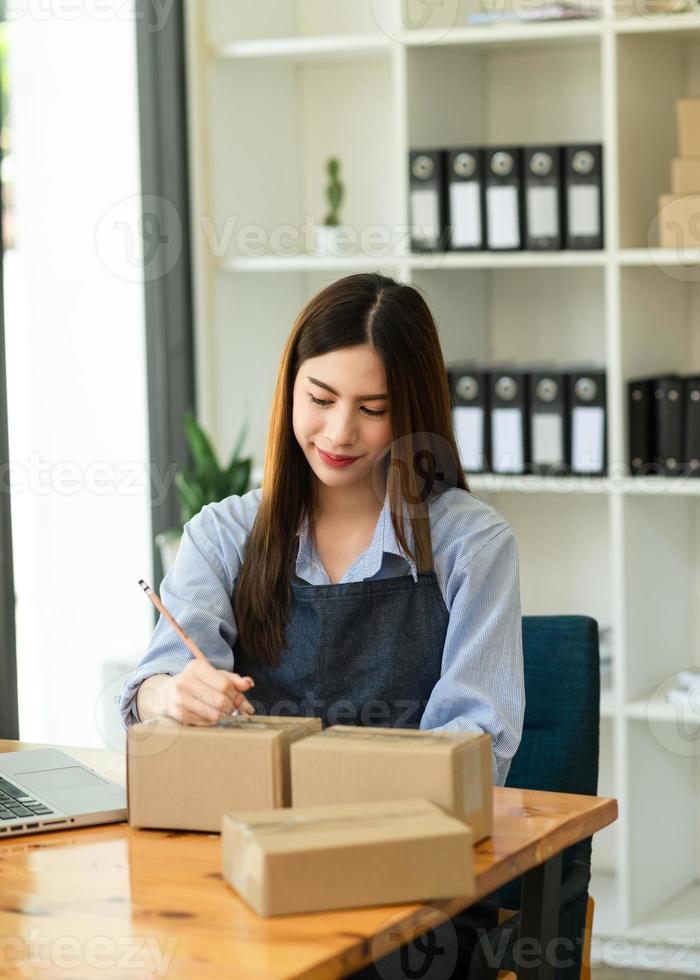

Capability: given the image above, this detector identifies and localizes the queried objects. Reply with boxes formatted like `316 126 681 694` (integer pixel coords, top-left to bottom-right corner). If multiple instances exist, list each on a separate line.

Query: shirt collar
295 485 418 583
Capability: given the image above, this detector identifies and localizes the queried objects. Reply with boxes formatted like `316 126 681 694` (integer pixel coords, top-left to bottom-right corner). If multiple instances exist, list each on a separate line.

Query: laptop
0 748 127 838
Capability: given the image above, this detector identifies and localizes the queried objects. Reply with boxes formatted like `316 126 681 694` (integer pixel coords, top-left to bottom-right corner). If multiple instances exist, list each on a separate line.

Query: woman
119 272 525 975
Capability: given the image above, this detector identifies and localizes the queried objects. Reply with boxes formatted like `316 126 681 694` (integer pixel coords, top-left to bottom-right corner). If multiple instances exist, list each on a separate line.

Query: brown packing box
221 797 475 917
657 194 700 249
127 714 322 831
677 99 700 159
672 158 700 194
291 725 493 842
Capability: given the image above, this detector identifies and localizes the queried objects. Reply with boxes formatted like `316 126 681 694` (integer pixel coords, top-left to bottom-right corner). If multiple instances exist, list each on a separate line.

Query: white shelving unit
184 0 700 967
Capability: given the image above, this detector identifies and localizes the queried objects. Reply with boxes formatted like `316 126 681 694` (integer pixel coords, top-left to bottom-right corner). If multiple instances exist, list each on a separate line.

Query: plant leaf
183 410 221 482
175 469 207 524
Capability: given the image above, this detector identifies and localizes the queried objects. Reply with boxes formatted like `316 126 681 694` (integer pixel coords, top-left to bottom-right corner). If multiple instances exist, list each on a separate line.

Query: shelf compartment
407 40 602 148
621 494 700 703
413 265 606 366
617 30 700 249
207 55 401 260
472 492 612 625
626 718 699 924
203 0 393 44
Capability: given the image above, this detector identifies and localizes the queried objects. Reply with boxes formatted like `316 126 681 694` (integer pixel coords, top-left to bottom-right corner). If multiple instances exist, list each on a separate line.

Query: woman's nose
324 406 357 447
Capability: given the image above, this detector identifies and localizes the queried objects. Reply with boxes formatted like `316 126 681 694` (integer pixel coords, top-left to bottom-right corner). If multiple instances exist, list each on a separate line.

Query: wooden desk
0 740 617 980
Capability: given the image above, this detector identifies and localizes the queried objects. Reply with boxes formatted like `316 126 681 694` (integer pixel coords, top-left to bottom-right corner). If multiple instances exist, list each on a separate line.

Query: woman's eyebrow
307 376 388 401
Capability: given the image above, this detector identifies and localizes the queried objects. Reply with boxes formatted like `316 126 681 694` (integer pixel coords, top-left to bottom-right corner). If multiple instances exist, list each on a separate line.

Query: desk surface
0 740 617 980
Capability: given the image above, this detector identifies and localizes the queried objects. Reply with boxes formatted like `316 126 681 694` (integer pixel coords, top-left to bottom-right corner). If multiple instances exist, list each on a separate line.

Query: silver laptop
0 748 127 838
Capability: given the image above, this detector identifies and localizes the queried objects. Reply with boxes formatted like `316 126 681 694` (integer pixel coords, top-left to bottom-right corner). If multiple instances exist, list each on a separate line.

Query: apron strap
411 508 435 576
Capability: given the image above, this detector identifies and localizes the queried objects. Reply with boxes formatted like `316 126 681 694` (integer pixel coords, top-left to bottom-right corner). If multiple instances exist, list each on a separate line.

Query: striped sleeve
420 524 525 787
117 504 243 729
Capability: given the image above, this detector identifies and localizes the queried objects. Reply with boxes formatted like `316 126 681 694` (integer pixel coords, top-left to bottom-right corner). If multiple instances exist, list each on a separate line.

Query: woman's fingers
168 662 257 723
193 676 255 716
231 672 255 691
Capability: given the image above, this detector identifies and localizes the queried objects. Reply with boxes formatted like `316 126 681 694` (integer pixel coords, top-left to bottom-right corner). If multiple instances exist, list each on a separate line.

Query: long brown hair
233 273 469 665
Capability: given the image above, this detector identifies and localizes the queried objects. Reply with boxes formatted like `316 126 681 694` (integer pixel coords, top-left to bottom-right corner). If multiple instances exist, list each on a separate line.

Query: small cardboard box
221 797 475 917
672 158 700 194
657 193 700 249
677 99 700 158
127 714 322 831
291 725 493 842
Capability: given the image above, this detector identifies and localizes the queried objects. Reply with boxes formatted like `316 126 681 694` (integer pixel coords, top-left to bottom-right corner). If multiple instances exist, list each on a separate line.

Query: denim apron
232 511 449 728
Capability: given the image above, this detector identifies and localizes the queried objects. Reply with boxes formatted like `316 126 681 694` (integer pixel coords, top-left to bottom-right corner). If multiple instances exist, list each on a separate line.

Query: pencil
138 578 209 665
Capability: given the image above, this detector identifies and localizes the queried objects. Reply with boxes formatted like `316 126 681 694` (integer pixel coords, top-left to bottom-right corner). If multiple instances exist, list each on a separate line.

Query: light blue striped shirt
119 486 525 785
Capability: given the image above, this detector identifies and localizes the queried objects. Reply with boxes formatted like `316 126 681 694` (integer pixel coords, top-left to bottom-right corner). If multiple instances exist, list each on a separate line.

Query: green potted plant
313 156 349 256
156 411 254 574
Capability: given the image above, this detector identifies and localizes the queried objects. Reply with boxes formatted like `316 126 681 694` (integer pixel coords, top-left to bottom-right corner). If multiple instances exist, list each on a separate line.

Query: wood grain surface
0 739 617 980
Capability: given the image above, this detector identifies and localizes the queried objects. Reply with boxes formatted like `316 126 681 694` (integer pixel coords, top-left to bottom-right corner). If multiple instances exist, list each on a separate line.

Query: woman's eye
308 394 387 418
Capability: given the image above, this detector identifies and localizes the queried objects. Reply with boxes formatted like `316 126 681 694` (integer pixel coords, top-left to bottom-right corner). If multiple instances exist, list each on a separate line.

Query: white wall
5 0 153 749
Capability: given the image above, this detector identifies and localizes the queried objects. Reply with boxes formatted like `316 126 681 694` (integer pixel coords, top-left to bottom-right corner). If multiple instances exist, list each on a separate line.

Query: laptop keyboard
0 775 55 821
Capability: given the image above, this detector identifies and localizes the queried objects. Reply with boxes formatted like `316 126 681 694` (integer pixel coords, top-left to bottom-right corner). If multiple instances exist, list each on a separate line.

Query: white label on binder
533 413 563 465
453 406 484 471
572 406 605 472
567 185 600 238
492 407 524 473
486 185 520 249
526 186 559 238
411 188 440 246
450 182 481 248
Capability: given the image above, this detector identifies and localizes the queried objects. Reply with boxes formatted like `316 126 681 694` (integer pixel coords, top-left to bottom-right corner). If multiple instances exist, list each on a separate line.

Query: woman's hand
163 660 256 725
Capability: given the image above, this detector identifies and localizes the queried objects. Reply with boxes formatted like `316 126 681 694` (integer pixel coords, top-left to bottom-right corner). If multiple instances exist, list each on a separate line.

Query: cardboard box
672 158 700 194
127 714 322 831
678 99 700 158
291 725 493 842
221 797 475 917
657 193 700 249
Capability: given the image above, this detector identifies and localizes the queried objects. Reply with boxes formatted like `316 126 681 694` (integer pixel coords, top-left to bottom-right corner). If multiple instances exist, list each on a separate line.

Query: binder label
492 408 524 473
526 185 559 238
450 182 481 248
454 406 485 471
572 406 605 472
411 188 441 247
486 185 520 249
533 414 564 466
567 185 601 238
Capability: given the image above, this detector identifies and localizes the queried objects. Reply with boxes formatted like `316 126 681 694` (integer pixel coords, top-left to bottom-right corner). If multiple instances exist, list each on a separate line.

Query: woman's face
292 344 393 494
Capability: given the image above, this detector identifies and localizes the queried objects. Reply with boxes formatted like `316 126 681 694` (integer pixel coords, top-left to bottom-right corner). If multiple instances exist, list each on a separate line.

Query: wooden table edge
294 793 618 980
0 742 618 980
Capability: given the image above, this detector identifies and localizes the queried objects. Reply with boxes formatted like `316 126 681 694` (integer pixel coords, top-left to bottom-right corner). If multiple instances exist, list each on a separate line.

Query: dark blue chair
467 615 601 980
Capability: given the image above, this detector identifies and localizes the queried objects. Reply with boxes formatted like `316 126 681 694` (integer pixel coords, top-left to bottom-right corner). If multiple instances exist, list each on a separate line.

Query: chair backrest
498 615 601 908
